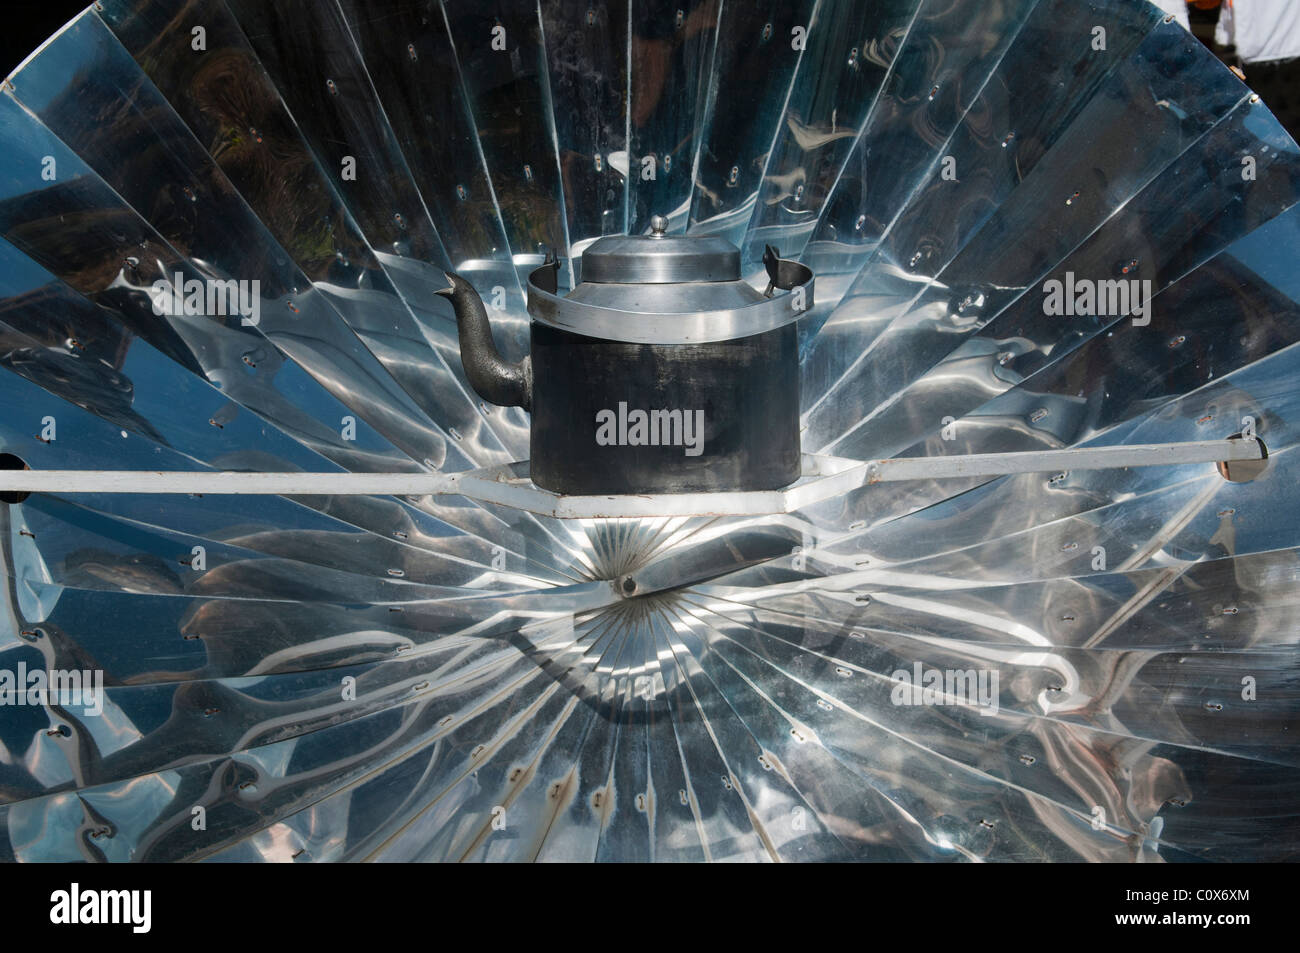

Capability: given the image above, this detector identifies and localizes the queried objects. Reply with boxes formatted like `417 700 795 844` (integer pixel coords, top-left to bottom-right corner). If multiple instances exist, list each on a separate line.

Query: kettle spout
436 273 532 412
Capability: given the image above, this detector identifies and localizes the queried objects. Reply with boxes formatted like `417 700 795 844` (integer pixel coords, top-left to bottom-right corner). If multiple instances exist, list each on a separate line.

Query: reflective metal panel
0 0 1298 863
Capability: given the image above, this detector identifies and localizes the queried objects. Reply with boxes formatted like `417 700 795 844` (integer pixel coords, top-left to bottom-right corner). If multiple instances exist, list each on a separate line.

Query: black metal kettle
438 216 814 495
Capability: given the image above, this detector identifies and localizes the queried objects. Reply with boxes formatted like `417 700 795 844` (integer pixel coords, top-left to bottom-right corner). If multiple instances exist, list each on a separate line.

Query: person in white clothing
1216 0 1300 64
1212 0 1300 143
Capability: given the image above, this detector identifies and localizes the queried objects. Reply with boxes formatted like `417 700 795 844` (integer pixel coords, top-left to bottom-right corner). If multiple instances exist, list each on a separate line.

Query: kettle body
439 218 813 495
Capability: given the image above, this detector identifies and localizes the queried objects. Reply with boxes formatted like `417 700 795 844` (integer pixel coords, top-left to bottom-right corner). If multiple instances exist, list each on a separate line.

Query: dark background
2 1 91 77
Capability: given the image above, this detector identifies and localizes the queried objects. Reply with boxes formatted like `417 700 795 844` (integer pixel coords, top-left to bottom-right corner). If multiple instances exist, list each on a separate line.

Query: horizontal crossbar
0 438 1265 518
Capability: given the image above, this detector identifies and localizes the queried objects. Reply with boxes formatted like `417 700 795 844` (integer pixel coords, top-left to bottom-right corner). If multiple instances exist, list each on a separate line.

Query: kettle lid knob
649 214 668 236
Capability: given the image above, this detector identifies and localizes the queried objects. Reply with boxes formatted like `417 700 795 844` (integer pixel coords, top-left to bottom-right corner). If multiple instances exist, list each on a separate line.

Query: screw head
649 214 668 236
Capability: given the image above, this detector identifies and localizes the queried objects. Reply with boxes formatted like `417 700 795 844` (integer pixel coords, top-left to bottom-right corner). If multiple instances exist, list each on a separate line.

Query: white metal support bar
0 438 1265 519
861 439 1263 482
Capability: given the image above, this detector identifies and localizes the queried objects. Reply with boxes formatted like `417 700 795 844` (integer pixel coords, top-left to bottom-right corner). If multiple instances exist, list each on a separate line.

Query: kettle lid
581 215 740 284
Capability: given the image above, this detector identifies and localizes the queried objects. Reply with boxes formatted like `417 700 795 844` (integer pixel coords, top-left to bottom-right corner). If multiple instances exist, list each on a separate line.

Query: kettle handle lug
762 245 805 297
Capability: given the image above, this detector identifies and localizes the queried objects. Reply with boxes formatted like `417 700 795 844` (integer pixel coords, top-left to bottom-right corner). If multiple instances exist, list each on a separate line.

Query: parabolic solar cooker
0 0 1295 862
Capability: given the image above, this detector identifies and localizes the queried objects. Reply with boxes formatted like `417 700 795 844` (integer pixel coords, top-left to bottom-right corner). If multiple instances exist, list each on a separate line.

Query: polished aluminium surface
1 0 1298 864
580 232 742 283
527 260 815 343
